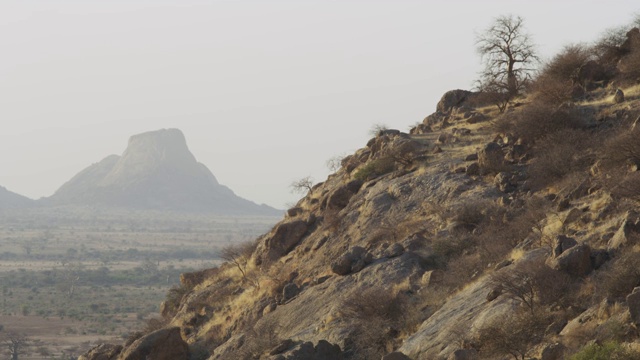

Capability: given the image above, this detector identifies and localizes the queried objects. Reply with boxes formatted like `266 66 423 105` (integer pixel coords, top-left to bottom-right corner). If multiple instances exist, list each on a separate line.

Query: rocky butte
44 128 280 215
80 25 640 360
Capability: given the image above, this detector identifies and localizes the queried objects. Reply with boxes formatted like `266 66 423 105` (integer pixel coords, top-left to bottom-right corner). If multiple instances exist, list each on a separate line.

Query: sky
0 1 639 209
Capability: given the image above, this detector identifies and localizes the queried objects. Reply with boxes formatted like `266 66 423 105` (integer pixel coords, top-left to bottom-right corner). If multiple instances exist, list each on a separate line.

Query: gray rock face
47 128 280 215
118 327 189 360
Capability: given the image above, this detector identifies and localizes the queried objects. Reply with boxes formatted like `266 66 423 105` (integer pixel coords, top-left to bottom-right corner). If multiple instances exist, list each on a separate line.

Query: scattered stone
464 153 478 161
432 145 443 154
315 275 331 285
437 133 449 144
330 256 352 276
614 88 625 103
270 340 343 360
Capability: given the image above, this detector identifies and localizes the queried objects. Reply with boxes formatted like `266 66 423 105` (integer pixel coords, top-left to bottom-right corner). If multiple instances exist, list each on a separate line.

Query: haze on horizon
1 1 638 209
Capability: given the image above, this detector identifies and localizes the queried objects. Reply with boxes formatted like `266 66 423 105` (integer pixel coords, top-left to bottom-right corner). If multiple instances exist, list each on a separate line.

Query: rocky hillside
46 128 280 215
81 26 640 360
0 186 33 209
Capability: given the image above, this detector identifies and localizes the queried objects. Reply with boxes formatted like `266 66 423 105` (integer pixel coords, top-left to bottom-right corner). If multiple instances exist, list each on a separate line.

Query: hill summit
48 128 279 215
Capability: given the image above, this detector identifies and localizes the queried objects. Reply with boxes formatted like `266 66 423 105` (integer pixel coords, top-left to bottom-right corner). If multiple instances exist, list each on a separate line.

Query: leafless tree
289 176 314 195
476 15 538 104
218 241 259 288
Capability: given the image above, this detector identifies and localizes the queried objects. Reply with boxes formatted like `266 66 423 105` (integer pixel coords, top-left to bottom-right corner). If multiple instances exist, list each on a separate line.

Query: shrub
596 251 640 299
570 341 640 360
495 101 583 144
533 44 592 104
476 311 549 360
353 157 395 181
528 129 596 190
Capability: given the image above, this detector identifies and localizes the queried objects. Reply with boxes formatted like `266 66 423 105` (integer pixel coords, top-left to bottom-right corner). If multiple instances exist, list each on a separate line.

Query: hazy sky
1 1 638 209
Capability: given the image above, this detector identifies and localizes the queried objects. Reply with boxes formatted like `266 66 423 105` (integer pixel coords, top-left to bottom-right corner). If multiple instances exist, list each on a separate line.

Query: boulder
464 153 478 161
384 243 405 258
466 113 487 124
330 246 373 276
478 142 504 173
268 340 343 360
119 327 189 360
590 249 610 270
324 180 363 210
552 235 577 257
627 287 640 325
447 349 478 360
382 351 412 360
265 220 310 259
78 344 122 360
465 163 480 176
607 211 640 250
437 89 474 113
282 283 301 302
614 88 625 103
546 244 592 277
421 270 444 287
540 343 565 360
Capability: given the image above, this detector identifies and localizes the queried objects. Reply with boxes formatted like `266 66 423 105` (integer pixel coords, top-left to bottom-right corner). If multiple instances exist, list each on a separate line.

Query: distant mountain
47 129 280 215
0 186 33 209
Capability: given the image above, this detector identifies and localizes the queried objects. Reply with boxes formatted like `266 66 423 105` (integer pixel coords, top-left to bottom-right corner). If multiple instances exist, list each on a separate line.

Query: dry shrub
528 129 596 190
533 44 592 104
495 101 583 144
341 288 410 360
476 311 550 360
602 129 640 168
595 251 640 300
